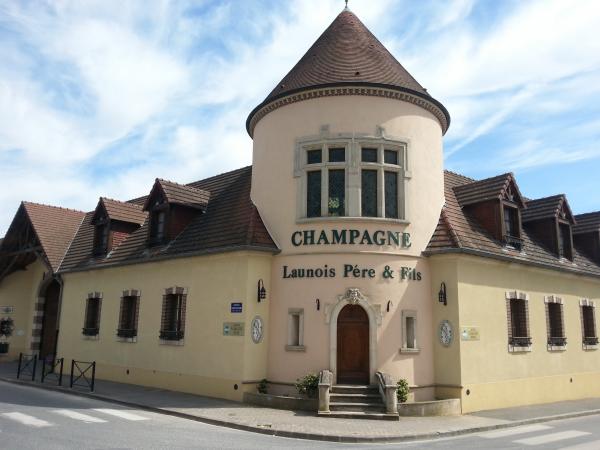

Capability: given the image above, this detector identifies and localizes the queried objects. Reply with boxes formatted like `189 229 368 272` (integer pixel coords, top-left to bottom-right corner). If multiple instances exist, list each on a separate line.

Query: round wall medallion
439 320 453 347
251 316 264 344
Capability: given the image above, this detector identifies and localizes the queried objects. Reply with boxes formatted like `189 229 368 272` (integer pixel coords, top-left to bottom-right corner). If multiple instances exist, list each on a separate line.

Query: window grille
117 295 139 338
507 297 531 347
160 293 186 341
82 297 102 336
582 304 598 346
546 299 566 347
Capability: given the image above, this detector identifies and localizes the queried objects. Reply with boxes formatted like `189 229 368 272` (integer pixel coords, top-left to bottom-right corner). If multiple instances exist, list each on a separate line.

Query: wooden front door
337 304 369 384
39 280 60 360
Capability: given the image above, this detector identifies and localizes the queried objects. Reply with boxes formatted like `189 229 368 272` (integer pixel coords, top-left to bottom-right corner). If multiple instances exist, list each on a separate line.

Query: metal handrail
503 234 524 251
509 336 532 347
548 336 567 346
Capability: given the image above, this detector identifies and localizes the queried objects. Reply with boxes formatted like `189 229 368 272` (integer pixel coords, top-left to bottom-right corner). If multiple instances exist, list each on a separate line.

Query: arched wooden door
337 304 369 384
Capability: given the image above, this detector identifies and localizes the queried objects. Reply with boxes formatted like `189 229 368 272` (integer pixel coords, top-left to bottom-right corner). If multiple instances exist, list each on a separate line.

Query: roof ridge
157 178 209 192
101 197 143 207
22 201 85 215
57 214 86 271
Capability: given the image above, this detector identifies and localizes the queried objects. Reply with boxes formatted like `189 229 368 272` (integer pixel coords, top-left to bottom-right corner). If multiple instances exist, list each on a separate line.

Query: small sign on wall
230 302 243 313
0 306 14 314
223 322 245 336
461 327 480 341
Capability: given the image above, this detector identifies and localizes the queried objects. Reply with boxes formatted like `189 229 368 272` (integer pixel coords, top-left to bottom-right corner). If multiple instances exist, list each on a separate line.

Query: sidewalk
1 361 600 443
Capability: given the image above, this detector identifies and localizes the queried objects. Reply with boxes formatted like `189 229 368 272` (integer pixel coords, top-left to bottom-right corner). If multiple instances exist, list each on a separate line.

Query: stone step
329 402 386 412
330 385 379 395
318 411 399 421
329 393 381 403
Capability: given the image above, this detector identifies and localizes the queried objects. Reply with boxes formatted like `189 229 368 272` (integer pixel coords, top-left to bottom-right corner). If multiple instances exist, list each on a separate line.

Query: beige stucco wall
251 95 444 256
0 258 47 360
430 253 600 413
57 251 272 401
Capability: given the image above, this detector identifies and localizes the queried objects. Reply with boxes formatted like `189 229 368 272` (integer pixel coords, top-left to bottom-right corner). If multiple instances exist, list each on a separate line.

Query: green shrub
397 379 409 403
295 373 319 398
257 378 268 394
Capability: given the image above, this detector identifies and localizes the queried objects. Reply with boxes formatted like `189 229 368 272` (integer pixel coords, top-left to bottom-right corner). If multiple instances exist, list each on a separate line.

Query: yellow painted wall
0 259 47 360
57 251 272 401
431 254 600 413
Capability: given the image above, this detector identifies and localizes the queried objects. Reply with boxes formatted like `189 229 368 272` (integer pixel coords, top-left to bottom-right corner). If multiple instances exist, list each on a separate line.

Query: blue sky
0 0 599 234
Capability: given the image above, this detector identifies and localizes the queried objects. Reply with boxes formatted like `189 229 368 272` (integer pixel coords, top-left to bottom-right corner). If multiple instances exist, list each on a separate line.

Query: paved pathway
2 360 600 442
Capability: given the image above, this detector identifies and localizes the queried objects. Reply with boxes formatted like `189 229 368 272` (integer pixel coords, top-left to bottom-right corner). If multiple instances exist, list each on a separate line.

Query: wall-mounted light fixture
386 300 392 312
257 279 266 303
316 299 320 311
438 282 447 306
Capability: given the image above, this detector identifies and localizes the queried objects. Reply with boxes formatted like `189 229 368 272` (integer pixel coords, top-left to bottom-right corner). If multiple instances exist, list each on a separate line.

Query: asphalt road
2 380 600 449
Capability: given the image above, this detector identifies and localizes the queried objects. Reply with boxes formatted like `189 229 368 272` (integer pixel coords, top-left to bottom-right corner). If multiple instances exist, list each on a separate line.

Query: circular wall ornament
439 320 453 347
251 316 264 344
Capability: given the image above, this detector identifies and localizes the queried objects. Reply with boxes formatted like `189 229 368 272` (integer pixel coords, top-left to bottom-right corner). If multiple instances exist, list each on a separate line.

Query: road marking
2 412 52 428
93 408 149 421
53 409 107 423
514 430 591 446
480 424 552 438
560 439 600 450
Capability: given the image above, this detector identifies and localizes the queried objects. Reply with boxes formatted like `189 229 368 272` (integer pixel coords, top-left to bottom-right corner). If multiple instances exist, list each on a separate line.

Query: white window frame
285 308 305 352
400 310 419 353
295 129 410 223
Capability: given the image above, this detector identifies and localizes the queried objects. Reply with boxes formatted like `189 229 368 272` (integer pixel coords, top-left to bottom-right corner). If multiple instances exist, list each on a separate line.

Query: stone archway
326 288 382 384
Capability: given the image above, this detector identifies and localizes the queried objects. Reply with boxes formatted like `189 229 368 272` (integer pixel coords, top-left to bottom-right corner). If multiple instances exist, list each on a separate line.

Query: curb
2 376 600 443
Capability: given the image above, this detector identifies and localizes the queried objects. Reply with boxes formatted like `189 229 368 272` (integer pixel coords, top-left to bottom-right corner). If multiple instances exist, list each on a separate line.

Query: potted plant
0 317 15 354
295 373 319 399
397 378 410 403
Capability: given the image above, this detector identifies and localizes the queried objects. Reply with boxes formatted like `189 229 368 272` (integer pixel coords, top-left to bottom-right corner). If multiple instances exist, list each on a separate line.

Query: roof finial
344 0 349 10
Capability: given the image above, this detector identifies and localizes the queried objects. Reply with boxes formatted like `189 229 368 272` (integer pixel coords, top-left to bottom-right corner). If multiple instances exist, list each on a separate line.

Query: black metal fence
69 359 96 392
41 356 64 386
17 353 37 381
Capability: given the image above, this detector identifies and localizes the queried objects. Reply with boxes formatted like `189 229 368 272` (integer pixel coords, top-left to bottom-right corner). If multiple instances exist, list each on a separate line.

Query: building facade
1 8 599 414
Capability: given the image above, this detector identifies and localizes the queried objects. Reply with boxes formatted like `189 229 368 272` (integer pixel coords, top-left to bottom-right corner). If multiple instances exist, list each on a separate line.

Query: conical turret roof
247 9 449 136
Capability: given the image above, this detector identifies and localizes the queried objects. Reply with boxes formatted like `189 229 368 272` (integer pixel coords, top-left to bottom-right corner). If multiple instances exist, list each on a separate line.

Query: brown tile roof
574 212 600 234
426 171 600 277
143 178 211 211
453 173 525 207
248 9 449 134
7 202 86 272
59 166 278 272
522 195 575 223
99 198 147 225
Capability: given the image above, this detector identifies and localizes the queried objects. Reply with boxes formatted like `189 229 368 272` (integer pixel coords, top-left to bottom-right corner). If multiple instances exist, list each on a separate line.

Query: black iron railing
548 336 567 347
159 330 184 341
117 328 137 338
503 234 524 251
41 357 64 386
17 353 37 381
82 327 99 336
509 336 532 347
584 336 599 345
70 359 96 392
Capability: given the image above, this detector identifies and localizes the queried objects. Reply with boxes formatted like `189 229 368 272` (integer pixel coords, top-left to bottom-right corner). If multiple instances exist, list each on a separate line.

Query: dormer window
149 209 167 245
93 218 110 256
503 206 522 250
558 223 573 260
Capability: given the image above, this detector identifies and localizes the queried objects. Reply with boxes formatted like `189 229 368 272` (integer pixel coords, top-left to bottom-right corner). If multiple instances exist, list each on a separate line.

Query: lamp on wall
257 279 266 302
386 300 392 312
438 282 447 306
316 299 320 311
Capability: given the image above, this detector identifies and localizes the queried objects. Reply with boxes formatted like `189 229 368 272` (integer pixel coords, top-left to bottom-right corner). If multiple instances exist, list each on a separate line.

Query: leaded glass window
362 148 378 163
384 171 398 218
361 170 377 217
328 170 345 216
384 149 399 165
307 171 321 217
328 148 345 162
307 149 322 164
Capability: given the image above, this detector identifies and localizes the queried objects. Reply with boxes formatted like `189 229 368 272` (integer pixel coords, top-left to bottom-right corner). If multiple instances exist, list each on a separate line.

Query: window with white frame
297 137 407 221
545 296 566 349
401 310 418 352
286 308 305 351
581 299 598 349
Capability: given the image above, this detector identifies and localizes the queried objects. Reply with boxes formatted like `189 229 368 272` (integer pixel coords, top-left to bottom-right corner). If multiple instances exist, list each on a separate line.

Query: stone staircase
319 385 399 420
